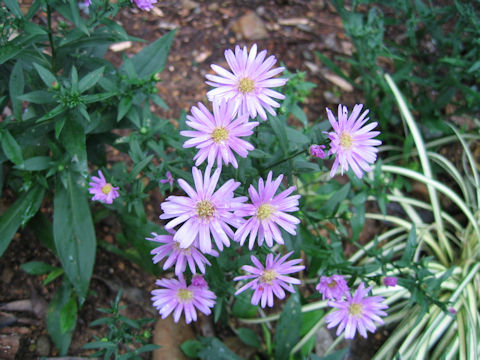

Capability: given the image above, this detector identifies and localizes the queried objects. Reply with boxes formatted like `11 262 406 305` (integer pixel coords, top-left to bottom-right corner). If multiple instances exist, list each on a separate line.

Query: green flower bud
51 81 60 90
140 126 148 134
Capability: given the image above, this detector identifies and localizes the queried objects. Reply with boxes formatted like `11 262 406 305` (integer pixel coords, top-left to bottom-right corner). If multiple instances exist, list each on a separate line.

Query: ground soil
1 1 381 359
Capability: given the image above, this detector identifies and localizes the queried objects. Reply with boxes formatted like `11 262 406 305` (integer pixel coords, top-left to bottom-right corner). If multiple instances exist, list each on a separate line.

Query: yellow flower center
260 269 276 285
340 132 353 149
196 200 215 219
328 280 338 288
349 303 363 316
173 241 192 255
101 183 113 195
211 127 229 143
238 77 255 94
256 204 274 221
177 289 193 302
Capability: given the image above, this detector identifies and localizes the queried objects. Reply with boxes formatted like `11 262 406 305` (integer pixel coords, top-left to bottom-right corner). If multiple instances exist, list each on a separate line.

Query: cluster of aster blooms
87 43 385 337
316 275 396 339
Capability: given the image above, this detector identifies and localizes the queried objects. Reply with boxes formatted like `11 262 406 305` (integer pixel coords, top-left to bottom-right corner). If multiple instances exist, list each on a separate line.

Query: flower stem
263 148 308 171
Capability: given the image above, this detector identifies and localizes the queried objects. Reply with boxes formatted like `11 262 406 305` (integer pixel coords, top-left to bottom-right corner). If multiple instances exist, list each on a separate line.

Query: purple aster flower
234 252 305 308
325 104 382 178
205 44 287 121
151 275 216 324
382 276 397 287
234 171 300 249
316 275 349 300
309 144 326 159
180 100 259 169
326 282 388 339
131 0 157 11
160 166 247 254
147 231 218 276
160 171 175 186
88 170 119 204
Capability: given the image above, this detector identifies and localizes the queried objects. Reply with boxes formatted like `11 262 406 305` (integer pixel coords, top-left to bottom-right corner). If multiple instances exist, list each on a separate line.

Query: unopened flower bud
309 144 326 159
51 81 59 90
383 276 397 287
140 126 148 134
57 164 65 171
152 72 162 81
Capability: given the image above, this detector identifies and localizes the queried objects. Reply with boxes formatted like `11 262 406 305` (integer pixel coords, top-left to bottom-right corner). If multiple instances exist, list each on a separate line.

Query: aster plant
151 275 216 324
88 170 120 204
147 231 217 276
159 166 246 253
234 252 305 308
181 100 259 169
206 44 288 121
326 104 382 178
325 283 388 339
234 171 301 249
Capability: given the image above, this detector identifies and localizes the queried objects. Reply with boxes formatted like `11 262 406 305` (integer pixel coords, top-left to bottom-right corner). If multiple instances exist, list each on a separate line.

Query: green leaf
46 281 77 356
232 291 257 318
60 296 78 333
151 94 169 110
198 337 242 360
82 340 117 350
18 91 55 104
400 224 417 265
181 339 203 358
237 328 261 348
319 182 351 218
14 156 51 171
274 293 302 360
53 172 96 304
129 155 154 180
42 268 65 286
33 63 57 88
125 30 176 79
79 66 105 93
21 261 56 275
1 129 24 165
71 66 79 92
60 120 87 175
9 60 24 120
310 348 348 360
81 92 115 103
4 0 23 18
269 116 289 155
0 185 44 256
69 0 88 35
117 97 132 122
36 104 66 123
291 103 308 127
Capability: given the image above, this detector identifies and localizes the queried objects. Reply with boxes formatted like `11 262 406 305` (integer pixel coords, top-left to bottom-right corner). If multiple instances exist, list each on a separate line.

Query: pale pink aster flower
147 231 218 276
309 144 326 159
88 170 119 204
234 171 300 249
151 275 216 324
234 252 305 308
316 275 349 300
131 0 157 11
160 166 247 254
326 282 388 339
205 44 287 121
382 276 397 287
326 104 382 178
160 171 175 186
180 100 259 169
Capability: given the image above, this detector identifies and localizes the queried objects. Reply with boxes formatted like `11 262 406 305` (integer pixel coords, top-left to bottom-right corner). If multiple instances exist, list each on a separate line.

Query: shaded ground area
0 1 376 359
